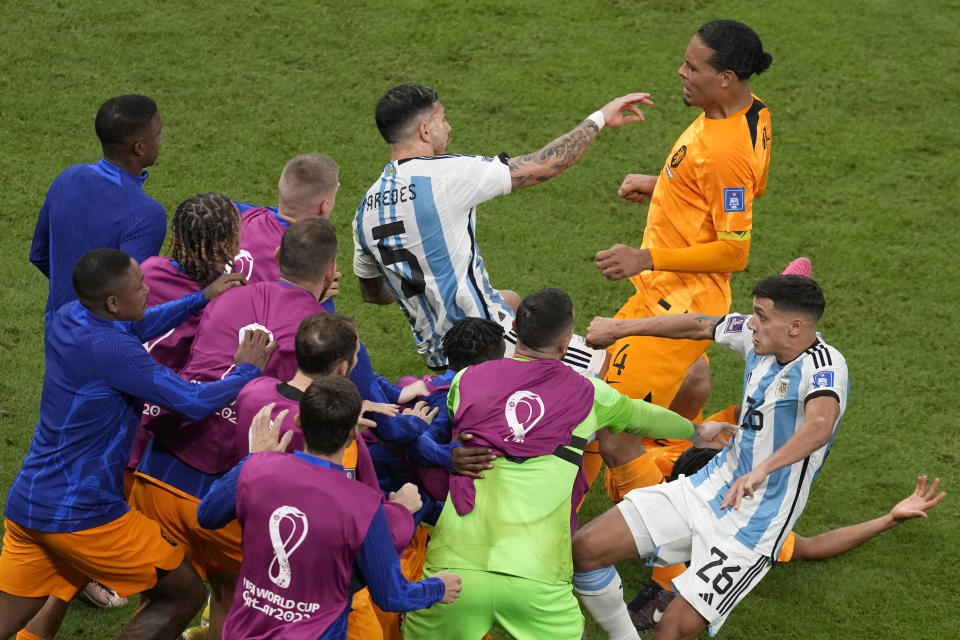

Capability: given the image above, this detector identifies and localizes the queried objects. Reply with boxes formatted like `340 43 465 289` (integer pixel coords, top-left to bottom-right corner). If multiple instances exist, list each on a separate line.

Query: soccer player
0 248 274 640
230 312 425 640
402 289 730 640
231 153 340 291
592 20 774 504
29 95 166 322
353 83 653 371
130 218 337 638
141 192 243 370
196 377 462 640
574 275 846 640
628 446 946 630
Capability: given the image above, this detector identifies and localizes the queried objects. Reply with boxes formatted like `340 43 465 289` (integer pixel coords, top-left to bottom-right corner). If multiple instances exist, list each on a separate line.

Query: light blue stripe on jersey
411 177 468 320
704 360 784 519
355 182 420 338
733 364 804 550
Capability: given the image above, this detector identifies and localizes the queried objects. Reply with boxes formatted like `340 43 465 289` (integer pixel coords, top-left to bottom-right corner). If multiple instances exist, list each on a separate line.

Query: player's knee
572 526 605 572
597 429 644 468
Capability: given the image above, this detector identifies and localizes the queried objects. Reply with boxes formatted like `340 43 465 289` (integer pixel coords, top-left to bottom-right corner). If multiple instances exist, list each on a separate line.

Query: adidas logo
699 592 714 605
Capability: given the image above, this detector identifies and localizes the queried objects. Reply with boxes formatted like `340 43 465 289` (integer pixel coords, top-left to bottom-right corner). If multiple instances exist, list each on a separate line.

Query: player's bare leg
651 594 708 640
19 596 69 639
0 592 47 638
119 559 205 640
572 507 645 640
206 569 237 640
497 288 522 312
666 355 710 420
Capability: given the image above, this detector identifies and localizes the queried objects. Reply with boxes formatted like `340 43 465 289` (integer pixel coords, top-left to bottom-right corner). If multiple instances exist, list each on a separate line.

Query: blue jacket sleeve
370 412 429 445
119 202 167 263
197 457 246 529
130 290 207 342
98 334 260 421
30 199 51 277
408 432 456 473
357 506 445 612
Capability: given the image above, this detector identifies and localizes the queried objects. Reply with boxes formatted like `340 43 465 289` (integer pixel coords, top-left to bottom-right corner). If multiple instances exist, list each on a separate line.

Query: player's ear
334 360 349 377
788 317 804 336
105 294 120 315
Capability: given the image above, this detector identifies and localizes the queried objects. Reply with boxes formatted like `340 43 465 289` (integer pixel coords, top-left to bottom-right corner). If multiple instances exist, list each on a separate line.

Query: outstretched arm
791 476 945 561
508 93 653 190
586 313 721 349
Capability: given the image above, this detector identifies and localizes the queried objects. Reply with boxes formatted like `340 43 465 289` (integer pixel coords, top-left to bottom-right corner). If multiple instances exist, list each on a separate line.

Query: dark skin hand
451 433 496 479
203 273 248 301
233 329 277 371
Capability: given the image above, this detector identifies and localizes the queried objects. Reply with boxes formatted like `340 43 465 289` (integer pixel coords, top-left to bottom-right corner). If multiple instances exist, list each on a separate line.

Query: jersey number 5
372 221 426 298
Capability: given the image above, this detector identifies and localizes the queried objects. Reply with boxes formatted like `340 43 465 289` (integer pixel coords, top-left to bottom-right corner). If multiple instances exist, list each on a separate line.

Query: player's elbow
359 278 394 305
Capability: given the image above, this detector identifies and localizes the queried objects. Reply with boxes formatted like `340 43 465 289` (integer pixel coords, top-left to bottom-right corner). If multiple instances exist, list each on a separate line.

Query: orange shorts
604 453 667 503
0 510 183 600
348 587 384 640
128 473 242 579
777 531 796 563
373 524 430 640
604 290 717 409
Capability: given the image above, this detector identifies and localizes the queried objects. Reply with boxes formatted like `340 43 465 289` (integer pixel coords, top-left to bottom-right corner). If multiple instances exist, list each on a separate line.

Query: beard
682 94 691 107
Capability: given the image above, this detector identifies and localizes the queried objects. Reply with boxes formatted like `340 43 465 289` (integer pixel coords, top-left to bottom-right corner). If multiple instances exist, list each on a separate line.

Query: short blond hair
277 153 339 212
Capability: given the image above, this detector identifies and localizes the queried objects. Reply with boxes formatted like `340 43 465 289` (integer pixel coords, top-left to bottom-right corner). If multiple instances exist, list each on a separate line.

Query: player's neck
103 153 145 177
287 370 314 392
703 86 753 120
303 445 345 467
278 276 324 300
775 334 818 365
389 140 434 161
514 342 563 362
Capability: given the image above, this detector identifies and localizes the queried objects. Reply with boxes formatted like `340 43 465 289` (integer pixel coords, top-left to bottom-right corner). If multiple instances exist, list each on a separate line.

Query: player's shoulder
803 337 846 369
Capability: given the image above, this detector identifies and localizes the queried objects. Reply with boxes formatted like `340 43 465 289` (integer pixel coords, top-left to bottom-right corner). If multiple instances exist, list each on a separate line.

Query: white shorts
504 328 608 379
619 480 773 635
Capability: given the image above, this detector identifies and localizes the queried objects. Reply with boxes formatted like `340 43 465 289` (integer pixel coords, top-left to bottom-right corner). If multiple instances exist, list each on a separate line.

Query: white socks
573 567 640 640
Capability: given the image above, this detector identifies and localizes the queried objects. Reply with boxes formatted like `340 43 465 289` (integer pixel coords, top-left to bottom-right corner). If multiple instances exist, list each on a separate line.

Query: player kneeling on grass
197 377 461 640
0 248 274 640
574 275 847 640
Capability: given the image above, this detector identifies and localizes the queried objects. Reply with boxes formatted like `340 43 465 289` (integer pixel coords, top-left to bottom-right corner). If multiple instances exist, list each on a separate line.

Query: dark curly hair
442 317 505 371
169 192 241 286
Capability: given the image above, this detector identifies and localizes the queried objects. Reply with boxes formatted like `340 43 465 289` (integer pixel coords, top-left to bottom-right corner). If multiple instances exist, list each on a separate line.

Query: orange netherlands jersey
632 95 772 314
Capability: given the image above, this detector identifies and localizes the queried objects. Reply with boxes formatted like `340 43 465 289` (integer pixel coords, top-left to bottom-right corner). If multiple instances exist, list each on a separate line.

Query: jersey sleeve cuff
804 389 840 404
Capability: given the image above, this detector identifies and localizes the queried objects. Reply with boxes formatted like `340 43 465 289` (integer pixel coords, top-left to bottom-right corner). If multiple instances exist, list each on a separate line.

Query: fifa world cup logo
504 390 545 443
268 506 309 589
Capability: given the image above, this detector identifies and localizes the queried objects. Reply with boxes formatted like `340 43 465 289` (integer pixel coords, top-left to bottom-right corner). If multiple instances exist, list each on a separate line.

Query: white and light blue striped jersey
687 313 849 559
353 154 514 368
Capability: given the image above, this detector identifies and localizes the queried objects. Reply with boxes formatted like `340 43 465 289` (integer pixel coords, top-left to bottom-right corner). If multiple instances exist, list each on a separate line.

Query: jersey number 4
372 222 426 298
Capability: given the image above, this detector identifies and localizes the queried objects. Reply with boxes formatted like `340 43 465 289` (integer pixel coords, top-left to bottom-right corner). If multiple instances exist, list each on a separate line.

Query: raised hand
388 482 423 514
600 93 655 127
585 316 624 349
403 400 440 425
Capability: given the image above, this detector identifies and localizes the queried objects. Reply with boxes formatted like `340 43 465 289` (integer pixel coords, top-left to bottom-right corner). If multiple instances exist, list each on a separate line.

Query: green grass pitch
1 1 958 637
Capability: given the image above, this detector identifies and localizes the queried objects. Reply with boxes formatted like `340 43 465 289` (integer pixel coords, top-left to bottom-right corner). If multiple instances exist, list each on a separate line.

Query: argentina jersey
687 313 849 558
353 154 514 368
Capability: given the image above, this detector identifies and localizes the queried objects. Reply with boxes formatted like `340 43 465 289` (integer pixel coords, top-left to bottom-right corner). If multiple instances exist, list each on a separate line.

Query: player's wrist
586 110 605 130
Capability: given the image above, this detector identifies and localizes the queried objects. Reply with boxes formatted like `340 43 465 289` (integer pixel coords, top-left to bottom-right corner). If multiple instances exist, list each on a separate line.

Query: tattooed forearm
508 120 601 189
